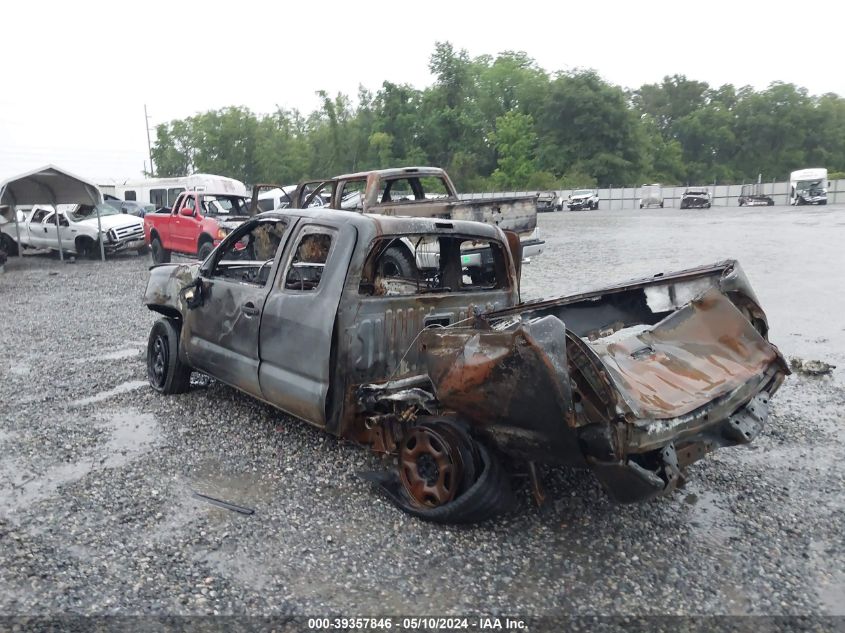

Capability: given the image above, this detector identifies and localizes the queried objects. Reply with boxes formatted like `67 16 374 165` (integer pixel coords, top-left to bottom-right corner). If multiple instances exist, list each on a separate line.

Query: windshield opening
796 179 823 192
68 203 120 222
202 195 250 216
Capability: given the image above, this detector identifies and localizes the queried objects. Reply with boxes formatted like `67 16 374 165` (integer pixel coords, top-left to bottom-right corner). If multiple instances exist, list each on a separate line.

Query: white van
789 168 828 205
103 174 248 210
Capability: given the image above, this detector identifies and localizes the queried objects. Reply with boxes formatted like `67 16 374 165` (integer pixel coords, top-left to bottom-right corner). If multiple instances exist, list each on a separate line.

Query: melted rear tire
367 419 514 524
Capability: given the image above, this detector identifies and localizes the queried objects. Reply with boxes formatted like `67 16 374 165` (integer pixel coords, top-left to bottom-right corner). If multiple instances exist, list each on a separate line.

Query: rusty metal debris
790 357 836 376
192 491 255 515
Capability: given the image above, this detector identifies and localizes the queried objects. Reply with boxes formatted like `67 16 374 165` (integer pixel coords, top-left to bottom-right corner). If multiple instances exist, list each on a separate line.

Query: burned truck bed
418 261 789 503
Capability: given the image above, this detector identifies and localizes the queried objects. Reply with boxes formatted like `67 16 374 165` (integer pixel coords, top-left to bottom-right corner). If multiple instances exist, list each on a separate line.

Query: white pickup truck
0 203 146 258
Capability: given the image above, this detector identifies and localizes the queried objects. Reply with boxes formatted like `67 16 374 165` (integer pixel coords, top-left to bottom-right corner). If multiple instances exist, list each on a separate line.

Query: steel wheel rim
149 334 168 388
399 426 462 507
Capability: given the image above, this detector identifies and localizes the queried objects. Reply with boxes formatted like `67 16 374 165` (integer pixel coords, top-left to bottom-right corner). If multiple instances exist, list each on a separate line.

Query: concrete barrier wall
459 179 845 209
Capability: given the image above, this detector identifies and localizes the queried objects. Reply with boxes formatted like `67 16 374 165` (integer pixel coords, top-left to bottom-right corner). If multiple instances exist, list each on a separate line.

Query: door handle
242 302 259 317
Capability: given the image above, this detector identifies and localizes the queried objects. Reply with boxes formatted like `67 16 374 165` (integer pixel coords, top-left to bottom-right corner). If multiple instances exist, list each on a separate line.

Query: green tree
490 111 538 189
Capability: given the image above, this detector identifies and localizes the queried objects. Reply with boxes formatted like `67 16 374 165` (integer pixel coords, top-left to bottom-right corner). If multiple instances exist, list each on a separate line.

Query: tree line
151 42 845 191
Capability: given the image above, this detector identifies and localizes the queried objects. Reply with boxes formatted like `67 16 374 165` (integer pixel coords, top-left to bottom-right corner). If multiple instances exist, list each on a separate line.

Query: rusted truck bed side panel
374 198 537 236
488 260 766 339
420 316 583 464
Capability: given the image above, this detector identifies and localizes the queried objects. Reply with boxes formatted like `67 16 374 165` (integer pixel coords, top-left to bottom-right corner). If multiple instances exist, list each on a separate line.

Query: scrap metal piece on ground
192 491 255 515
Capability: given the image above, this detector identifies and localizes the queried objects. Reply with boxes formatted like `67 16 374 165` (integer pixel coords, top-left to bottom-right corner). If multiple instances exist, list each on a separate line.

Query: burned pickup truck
144 208 788 522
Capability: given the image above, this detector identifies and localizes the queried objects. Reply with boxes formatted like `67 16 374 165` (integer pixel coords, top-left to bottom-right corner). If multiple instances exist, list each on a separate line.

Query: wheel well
198 233 214 248
75 235 95 249
148 304 182 321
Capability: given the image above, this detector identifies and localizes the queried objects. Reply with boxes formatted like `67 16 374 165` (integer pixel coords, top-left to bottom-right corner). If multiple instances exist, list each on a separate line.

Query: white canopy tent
0 164 106 261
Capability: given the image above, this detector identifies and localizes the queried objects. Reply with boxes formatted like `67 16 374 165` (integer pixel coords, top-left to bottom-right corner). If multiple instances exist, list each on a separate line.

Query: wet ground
0 204 842 618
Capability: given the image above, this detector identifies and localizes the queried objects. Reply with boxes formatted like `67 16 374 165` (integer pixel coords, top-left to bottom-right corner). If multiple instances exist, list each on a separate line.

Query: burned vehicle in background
639 183 664 209
144 209 788 522
536 191 560 213
738 183 775 207
567 189 599 211
680 188 712 209
288 166 544 269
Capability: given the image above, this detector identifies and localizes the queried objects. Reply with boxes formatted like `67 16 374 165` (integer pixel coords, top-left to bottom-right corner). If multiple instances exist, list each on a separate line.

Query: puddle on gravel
7 364 31 376
188 460 278 513
70 380 148 407
100 410 162 468
0 409 161 513
148 461 277 542
685 489 753 614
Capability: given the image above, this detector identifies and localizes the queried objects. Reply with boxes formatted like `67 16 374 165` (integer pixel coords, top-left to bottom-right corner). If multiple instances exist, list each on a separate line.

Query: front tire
0 234 18 256
197 241 214 261
147 318 191 394
151 236 171 264
75 237 99 260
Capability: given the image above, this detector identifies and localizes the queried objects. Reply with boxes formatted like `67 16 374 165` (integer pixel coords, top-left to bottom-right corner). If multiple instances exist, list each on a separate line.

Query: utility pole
144 104 154 177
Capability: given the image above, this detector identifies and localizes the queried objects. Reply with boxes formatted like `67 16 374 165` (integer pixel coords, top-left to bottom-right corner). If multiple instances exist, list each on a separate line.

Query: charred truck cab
144 209 788 522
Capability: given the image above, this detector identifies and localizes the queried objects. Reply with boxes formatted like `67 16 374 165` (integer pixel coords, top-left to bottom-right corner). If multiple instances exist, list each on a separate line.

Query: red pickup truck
144 190 252 263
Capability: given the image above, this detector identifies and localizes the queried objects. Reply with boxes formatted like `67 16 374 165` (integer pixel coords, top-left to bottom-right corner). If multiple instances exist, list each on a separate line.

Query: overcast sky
2 0 843 183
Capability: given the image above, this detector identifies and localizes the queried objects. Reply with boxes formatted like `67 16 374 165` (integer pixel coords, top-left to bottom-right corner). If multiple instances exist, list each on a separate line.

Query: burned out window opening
283 227 335 292
339 179 366 211
208 219 288 286
359 235 509 296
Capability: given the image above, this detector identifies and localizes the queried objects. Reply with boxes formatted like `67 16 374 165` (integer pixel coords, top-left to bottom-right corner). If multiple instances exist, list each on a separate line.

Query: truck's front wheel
151 236 171 264
197 241 214 261
76 237 99 260
147 318 191 394
0 234 18 256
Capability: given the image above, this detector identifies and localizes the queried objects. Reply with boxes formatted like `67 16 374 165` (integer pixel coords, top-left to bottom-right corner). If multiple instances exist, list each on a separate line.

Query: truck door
39 211 72 250
258 222 356 427
27 208 51 247
183 217 294 397
172 193 200 254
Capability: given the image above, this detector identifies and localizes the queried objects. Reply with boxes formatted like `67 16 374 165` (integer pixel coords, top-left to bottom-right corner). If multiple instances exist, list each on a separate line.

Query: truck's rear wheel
151 236 171 264
377 245 416 279
390 418 513 523
147 318 191 394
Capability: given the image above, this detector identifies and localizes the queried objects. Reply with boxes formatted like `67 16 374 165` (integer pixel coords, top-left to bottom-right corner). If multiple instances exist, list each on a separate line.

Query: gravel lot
0 204 843 619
